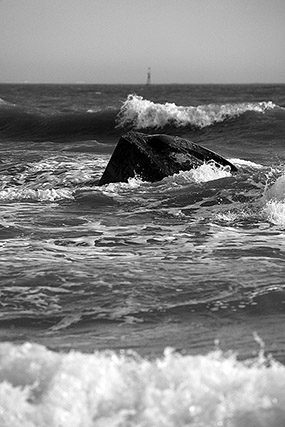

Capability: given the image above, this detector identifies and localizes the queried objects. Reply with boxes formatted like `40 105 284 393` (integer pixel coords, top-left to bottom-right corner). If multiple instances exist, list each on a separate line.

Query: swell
0 103 120 143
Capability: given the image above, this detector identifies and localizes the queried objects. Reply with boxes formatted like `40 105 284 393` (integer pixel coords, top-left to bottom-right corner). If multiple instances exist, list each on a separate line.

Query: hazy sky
1 0 284 84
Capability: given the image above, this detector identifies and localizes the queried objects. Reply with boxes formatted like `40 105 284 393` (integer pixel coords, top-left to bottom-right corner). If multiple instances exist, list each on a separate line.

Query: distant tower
146 67 151 85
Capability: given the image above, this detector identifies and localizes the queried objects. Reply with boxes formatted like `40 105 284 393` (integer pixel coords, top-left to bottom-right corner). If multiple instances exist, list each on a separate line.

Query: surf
0 342 284 427
0 93 281 144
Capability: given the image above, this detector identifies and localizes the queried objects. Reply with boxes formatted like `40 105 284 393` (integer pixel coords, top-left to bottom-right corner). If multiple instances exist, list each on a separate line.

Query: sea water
0 83 285 426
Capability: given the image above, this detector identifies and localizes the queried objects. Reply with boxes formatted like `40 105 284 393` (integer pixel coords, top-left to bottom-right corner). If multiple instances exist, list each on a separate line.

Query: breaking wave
117 95 277 129
263 174 285 226
0 342 284 427
0 93 280 143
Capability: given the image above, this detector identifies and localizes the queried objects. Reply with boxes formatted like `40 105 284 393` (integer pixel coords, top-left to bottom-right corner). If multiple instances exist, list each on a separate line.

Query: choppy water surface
0 84 285 426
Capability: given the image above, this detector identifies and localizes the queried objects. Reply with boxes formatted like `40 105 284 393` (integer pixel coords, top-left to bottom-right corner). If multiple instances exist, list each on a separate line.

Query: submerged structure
98 131 237 186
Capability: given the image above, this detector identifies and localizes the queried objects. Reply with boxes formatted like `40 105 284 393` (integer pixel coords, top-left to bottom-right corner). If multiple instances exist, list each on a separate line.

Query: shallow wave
0 156 106 201
0 342 284 427
117 94 277 130
0 158 233 203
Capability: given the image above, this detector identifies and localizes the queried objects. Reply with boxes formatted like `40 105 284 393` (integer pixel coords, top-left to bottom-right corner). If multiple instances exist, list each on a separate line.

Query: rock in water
98 131 237 185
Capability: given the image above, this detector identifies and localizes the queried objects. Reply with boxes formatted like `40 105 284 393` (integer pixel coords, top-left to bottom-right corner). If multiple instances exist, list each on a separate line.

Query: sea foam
0 188 74 202
263 174 285 226
169 161 232 184
0 157 105 202
117 95 276 129
102 162 233 195
0 343 284 427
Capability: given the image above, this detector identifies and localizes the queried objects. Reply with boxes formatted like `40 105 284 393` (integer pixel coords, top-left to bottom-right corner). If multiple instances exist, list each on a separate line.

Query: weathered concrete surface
98 131 237 185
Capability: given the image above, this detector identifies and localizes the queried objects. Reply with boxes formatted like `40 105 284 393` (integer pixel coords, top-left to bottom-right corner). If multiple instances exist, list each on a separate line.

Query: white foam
0 157 106 202
99 176 146 199
117 95 276 129
25 158 104 186
229 158 264 169
215 211 241 222
264 174 285 202
264 200 285 226
263 174 285 226
169 161 232 184
0 343 284 427
102 163 232 194
0 188 74 201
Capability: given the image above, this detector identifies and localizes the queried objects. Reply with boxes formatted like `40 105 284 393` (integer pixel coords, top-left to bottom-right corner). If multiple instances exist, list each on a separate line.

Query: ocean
0 83 285 426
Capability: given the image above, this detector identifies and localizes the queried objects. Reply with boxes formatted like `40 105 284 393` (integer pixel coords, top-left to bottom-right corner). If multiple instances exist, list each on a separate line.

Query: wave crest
117 95 276 129
0 97 15 108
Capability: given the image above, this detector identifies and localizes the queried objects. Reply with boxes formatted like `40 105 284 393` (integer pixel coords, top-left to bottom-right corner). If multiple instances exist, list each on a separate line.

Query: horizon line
0 81 284 86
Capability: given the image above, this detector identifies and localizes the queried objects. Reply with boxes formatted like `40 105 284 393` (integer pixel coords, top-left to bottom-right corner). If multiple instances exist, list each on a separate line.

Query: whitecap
117 95 276 129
